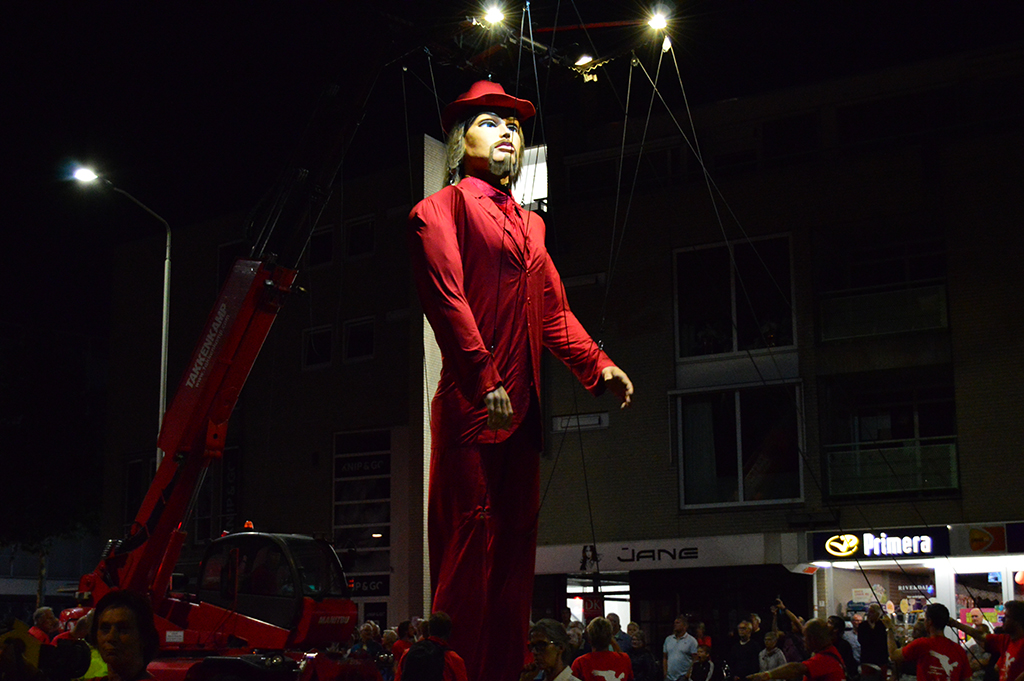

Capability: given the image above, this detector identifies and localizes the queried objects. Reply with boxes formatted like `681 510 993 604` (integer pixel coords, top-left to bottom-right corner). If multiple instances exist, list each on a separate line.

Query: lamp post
74 167 171 468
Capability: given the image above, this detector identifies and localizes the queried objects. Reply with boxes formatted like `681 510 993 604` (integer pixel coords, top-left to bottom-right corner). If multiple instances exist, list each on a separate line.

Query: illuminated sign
810 527 950 561
863 532 932 556
825 534 859 557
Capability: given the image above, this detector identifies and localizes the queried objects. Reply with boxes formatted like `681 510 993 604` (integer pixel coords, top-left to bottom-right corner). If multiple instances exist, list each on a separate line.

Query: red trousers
429 415 540 681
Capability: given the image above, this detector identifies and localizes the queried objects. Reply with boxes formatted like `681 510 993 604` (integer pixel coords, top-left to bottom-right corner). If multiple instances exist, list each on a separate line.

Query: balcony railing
825 436 958 496
820 284 947 341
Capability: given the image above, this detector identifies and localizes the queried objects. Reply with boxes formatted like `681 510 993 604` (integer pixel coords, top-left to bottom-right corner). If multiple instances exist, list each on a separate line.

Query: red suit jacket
409 176 612 445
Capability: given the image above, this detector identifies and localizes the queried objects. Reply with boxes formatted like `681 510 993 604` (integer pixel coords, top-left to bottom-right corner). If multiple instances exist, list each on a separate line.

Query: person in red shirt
748 619 846 681
27 607 60 644
409 80 633 681
571 617 634 681
951 601 1024 681
395 612 468 681
886 603 970 681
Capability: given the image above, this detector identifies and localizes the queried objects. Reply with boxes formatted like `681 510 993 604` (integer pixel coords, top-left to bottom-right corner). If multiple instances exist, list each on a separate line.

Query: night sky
5 0 1023 358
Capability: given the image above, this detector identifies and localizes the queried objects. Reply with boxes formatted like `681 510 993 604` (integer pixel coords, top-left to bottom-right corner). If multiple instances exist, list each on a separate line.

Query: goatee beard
488 154 515 179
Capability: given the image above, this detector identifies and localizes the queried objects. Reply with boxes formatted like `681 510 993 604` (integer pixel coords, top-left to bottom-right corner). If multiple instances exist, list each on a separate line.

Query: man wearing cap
408 81 633 681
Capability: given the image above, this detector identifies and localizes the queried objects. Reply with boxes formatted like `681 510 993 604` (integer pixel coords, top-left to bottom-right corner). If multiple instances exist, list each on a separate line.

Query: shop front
809 522 1024 627
533 533 817 650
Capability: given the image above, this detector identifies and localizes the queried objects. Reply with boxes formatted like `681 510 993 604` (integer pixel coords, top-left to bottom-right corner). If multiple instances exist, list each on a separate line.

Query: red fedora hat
441 81 536 134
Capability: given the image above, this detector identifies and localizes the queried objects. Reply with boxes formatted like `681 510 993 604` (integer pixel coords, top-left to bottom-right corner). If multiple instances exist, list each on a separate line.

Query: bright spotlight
662 36 672 53
483 6 504 24
649 12 668 30
575 54 594 66
74 167 99 183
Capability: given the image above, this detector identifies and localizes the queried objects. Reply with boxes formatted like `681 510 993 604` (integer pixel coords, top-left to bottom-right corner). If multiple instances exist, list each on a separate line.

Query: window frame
673 380 805 510
673 234 796 363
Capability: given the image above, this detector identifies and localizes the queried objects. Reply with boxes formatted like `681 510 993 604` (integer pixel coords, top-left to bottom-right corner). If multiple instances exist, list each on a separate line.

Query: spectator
665 615 699 681
520 618 580 681
966 610 992 638
746 619 844 681
751 614 767 649
760 632 787 673
628 631 662 681
610 613 633 652
859 604 889 681
695 622 712 650
393 621 416 667
567 621 587 664
885 603 969 681
396 612 468 681
772 599 806 662
845 614 863 666
729 621 762 681
54 610 108 679
949 600 1024 681
350 622 385 660
89 590 160 681
687 645 716 681
28 607 60 644
628 623 642 638
826 616 857 681
572 617 634 681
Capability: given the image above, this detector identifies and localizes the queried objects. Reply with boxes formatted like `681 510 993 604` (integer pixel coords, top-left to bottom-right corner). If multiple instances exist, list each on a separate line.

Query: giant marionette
408 80 634 680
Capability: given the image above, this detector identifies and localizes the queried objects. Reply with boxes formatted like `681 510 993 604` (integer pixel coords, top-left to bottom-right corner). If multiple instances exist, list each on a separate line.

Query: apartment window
821 367 957 498
302 326 333 369
675 236 794 359
333 430 391 578
345 216 375 258
343 318 374 362
676 383 802 508
307 226 334 268
818 233 948 341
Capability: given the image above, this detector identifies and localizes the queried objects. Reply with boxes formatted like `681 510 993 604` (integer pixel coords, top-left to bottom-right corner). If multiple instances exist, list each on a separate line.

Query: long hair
444 113 525 188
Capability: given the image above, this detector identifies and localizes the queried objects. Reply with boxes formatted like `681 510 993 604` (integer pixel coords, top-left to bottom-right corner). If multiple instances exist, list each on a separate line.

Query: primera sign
810 527 950 562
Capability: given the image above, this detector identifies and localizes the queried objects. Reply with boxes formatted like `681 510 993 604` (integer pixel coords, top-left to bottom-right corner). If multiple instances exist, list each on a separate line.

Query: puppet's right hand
484 385 513 430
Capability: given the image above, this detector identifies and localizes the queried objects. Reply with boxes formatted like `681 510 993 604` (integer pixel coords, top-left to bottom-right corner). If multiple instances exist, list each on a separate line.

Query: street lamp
74 166 171 468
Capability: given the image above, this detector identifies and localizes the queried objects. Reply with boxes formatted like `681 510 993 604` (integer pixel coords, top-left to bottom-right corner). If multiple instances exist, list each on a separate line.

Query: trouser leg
478 422 540 681
429 439 488 680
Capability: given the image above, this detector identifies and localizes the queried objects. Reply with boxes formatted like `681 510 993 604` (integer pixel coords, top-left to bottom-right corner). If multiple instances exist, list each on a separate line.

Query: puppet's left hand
602 366 633 409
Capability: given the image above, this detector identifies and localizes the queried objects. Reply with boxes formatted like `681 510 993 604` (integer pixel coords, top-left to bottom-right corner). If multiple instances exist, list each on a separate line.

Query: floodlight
649 12 668 30
575 54 594 67
483 6 504 24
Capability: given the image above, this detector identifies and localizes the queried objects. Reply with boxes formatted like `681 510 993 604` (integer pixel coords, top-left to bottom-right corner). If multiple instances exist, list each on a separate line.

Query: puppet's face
462 112 522 181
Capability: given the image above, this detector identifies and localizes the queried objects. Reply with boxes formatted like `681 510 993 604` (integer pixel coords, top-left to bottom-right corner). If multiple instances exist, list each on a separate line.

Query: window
675 236 794 359
818 233 948 341
343 318 374 362
821 367 957 497
333 430 391 579
676 383 802 508
302 326 333 369
345 216 374 258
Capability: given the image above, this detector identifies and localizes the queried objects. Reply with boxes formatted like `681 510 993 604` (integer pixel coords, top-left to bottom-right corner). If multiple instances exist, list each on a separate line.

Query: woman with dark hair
520 619 580 681
628 630 663 681
571 617 634 680
88 590 159 681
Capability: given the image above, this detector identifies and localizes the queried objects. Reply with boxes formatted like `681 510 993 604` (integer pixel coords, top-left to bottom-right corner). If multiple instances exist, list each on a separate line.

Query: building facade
98 42 1024 644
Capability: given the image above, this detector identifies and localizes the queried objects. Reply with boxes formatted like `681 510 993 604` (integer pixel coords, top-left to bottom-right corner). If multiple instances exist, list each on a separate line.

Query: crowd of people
334 597 1024 681
3 596 1021 681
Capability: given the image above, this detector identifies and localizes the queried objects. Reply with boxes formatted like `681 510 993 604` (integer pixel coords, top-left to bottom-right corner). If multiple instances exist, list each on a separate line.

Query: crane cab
197 532 354 640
